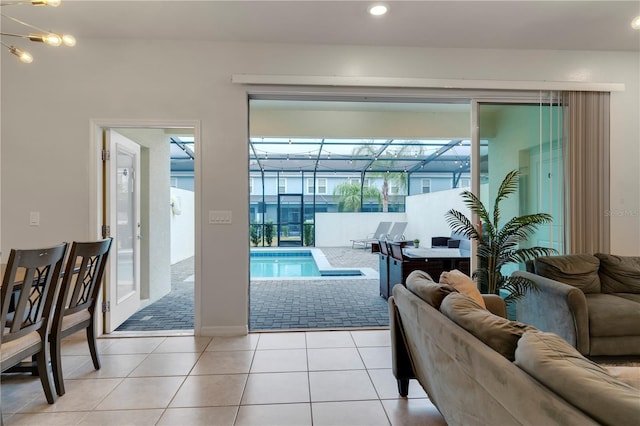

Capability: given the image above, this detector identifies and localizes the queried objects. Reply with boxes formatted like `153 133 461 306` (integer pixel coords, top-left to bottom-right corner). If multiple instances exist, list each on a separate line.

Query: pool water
250 250 363 278
251 252 320 278
251 256 320 278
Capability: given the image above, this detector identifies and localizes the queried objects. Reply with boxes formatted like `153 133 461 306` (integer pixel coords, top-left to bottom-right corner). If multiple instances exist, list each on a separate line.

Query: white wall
170 187 195 264
2 39 638 335
315 212 407 247
405 187 472 244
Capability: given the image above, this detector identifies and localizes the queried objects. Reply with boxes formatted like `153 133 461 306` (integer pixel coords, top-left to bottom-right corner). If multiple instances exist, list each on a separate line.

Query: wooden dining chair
49 238 113 396
0 243 68 404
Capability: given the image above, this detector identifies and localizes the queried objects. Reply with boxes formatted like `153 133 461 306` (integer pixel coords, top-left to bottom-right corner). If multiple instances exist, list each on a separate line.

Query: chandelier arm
2 12 47 32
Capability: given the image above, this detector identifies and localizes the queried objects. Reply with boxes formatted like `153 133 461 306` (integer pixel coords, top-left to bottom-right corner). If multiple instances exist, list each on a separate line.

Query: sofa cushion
406 270 457 309
440 292 537 361
612 293 640 304
515 331 640 426
595 253 640 294
585 293 640 337
534 254 601 293
439 269 486 308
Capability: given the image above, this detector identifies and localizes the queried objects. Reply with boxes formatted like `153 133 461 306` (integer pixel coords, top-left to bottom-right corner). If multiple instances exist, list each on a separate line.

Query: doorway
278 194 303 247
91 121 199 335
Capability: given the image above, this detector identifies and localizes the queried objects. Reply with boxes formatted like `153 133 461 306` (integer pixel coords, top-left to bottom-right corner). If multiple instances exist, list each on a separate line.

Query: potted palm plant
445 170 556 304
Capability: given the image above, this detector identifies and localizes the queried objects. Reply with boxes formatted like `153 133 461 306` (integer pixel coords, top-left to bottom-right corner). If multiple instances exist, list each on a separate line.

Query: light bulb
632 16 640 30
61 34 76 47
10 46 33 63
43 33 62 46
29 33 62 46
32 0 61 6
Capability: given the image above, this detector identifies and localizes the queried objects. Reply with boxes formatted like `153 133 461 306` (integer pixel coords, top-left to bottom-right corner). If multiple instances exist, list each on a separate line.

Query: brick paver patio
117 247 388 332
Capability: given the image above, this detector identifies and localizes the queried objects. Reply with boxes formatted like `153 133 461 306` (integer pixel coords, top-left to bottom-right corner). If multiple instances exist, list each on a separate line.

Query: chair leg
50 335 65 396
86 324 101 370
35 347 57 404
397 378 410 397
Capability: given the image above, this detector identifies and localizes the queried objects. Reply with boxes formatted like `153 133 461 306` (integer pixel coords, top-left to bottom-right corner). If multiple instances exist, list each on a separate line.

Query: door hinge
102 225 111 238
102 149 110 161
102 301 111 313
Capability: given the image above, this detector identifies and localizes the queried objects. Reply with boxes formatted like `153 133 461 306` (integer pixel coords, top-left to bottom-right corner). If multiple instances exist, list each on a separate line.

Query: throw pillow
515 331 640 426
439 269 486 308
440 293 536 361
406 270 458 309
534 254 601 293
595 253 640 293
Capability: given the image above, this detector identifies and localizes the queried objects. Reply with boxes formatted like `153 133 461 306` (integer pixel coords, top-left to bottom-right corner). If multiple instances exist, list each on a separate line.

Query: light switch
209 210 232 224
29 211 40 226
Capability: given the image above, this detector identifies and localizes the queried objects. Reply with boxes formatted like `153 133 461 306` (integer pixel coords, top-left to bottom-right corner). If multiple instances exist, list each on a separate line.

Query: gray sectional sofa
390 271 640 426
515 253 640 356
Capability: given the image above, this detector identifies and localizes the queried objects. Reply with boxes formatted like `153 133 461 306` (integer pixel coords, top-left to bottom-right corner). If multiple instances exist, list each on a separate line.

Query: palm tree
445 170 557 303
354 143 412 212
333 181 382 212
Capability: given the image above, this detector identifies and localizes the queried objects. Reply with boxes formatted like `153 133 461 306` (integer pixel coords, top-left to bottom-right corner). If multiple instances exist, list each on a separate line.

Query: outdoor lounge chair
351 221 392 249
387 222 408 242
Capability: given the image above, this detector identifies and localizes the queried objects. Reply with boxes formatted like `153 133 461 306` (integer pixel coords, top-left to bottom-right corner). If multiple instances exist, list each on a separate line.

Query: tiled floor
1 330 447 425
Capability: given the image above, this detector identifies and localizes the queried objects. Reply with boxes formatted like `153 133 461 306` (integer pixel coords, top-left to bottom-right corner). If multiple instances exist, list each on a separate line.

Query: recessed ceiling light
368 3 388 16
632 15 640 30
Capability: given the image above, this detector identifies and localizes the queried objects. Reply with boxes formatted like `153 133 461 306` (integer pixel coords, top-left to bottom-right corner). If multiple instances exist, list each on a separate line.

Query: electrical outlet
209 210 232 224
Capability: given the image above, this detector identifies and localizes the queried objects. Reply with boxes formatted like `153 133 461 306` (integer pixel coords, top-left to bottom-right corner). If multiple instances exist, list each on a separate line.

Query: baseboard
198 325 248 337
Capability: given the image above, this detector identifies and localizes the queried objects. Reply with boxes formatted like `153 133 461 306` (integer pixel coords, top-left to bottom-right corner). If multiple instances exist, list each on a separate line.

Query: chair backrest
53 239 113 324
1 243 68 344
388 222 408 241
379 240 390 256
373 221 393 239
389 243 405 261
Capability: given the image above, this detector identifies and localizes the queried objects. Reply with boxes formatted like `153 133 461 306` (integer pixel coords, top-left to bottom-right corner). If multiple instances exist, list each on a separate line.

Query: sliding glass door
475 98 564 276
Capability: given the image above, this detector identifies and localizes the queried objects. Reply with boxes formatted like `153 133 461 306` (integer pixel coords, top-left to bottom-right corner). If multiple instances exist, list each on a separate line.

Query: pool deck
117 247 387 332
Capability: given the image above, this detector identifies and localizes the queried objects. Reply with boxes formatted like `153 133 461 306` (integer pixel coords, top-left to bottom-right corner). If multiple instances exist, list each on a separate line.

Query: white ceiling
4 0 640 52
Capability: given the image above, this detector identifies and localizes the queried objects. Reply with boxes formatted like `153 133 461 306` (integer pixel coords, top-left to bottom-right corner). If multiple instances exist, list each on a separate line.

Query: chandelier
0 0 75 63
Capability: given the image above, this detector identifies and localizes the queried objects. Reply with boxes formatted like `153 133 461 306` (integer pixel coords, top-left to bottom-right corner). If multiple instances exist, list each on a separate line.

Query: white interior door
104 129 141 332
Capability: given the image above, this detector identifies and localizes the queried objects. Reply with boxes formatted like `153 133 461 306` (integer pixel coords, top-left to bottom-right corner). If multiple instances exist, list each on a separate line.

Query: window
363 178 371 188
316 178 327 194
249 178 253 194
422 178 431 193
391 182 399 194
349 177 360 185
170 177 178 188
459 178 470 188
307 178 327 194
279 177 287 194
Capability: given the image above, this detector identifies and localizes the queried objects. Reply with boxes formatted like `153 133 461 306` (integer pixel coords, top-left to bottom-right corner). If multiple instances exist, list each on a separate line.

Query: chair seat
61 310 91 331
1 330 40 364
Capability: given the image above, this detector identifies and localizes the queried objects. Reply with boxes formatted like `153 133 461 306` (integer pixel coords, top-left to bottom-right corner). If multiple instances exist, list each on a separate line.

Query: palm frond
459 190 496 237
501 275 539 304
445 209 482 241
497 213 553 245
502 247 557 265
492 170 519 226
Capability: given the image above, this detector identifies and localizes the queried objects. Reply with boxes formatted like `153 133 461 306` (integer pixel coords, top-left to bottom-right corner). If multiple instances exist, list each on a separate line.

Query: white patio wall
314 188 471 248
405 187 472 245
315 212 407 247
170 187 195 264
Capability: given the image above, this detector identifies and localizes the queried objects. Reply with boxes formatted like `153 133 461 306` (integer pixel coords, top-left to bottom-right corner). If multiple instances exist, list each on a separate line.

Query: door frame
89 119 202 335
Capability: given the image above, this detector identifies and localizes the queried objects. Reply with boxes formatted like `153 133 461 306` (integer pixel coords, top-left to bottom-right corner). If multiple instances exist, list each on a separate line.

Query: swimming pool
250 249 365 278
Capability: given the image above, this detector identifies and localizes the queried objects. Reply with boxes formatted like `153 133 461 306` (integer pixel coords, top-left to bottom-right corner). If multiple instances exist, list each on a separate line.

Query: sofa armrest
482 294 507 318
388 295 416 396
514 271 590 355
